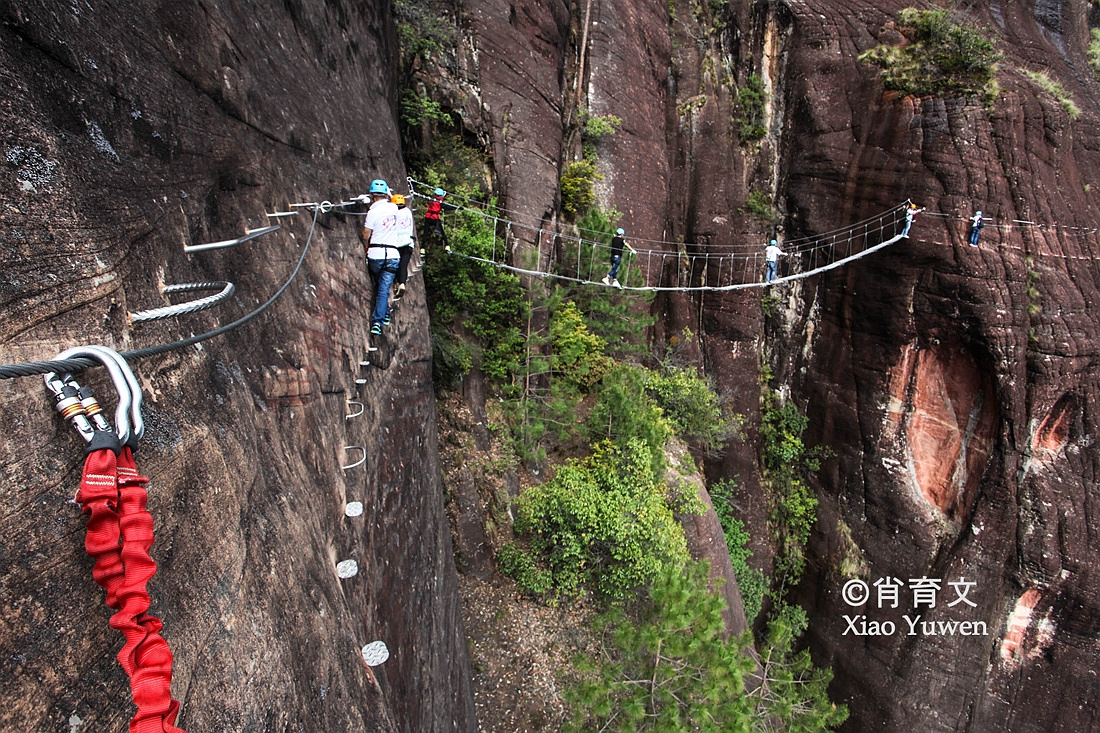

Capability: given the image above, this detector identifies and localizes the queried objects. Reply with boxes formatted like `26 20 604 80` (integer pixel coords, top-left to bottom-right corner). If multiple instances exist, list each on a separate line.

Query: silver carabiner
54 346 135 447
82 345 144 442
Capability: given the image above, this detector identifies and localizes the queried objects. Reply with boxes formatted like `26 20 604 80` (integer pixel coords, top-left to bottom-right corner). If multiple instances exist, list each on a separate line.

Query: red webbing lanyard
77 445 185 733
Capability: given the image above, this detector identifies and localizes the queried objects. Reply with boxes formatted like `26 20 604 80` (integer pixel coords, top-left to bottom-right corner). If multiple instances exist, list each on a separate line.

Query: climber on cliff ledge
902 202 925 238
602 227 636 288
360 179 401 335
968 210 985 247
765 238 788 283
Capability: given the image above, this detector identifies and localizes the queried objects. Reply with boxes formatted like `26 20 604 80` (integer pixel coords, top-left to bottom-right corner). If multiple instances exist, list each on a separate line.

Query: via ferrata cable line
427 194 912 291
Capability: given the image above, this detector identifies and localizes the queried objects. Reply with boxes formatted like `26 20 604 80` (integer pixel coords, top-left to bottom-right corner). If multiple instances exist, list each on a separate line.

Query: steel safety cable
0 205 320 380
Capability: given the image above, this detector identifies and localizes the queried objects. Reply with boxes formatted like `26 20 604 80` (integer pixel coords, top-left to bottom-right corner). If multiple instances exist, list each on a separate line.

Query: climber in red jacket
424 187 448 249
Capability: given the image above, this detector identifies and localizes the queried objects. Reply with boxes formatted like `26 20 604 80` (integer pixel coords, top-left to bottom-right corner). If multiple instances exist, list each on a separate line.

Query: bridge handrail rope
416 180 912 291
407 176 908 252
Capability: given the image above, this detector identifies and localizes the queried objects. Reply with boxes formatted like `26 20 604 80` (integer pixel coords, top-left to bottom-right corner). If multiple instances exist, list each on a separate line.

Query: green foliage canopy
509 439 691 600
565 562 848 732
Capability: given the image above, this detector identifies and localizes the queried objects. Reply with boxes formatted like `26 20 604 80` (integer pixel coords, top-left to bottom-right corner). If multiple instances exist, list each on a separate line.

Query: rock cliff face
424 0 1100 730
778 2 1100 730
6 0 1100 730
0 2 473 731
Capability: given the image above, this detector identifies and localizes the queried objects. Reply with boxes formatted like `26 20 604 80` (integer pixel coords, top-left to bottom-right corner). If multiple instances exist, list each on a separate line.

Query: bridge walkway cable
406 177 913 292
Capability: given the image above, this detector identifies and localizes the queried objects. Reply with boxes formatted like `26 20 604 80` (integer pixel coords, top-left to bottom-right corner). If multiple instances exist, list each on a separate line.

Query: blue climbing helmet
369 179 390 195
434 187 446 197
769 239 777 246
616 228 625 235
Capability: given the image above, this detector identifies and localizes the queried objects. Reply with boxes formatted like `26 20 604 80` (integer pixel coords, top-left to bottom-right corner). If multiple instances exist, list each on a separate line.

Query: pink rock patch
888 339 998 517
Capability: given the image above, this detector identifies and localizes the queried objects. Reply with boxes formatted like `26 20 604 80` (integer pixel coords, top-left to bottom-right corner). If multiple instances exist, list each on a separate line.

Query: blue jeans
766 259 777 282
368 256 400 325
608 254 622 280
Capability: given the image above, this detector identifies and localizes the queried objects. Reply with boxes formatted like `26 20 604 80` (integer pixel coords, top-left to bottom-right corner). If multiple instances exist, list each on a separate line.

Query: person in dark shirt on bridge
602 227 636 288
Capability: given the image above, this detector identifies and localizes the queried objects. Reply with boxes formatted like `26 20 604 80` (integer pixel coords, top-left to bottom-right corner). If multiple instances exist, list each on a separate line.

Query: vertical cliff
408 0 1100 730
773 1 1100 731
0 1 474 730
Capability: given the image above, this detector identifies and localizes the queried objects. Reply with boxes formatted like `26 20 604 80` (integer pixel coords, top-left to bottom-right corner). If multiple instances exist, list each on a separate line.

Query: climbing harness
46 345 185 733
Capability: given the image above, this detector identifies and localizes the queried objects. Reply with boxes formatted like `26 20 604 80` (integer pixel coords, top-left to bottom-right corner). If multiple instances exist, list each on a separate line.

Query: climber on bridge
602 227 636 288
902 202 925 238
391 194 416 300
424 187 448 250
765 238 788 283
360 179 401 335
968 210 984 247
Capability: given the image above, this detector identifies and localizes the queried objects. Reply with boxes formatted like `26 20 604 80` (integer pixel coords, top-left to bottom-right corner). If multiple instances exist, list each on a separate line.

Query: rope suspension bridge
408 178 915 291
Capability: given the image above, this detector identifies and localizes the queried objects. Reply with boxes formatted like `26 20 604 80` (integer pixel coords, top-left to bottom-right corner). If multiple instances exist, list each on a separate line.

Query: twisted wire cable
0 206 320 380
130 281 236 323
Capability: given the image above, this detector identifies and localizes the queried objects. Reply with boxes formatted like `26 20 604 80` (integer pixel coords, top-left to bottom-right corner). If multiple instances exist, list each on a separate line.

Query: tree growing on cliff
564 562 848 732
502 439 693 600
736 74 768 143
858 8 1001 102
560 160 603 219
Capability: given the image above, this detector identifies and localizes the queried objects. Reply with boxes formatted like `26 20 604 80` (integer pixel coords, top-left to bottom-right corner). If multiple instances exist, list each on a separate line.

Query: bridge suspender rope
407 177 912 292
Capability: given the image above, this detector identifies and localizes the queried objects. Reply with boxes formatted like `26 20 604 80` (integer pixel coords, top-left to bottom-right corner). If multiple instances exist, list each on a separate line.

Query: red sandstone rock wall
777 2 1100 731
0 2 474 731
442 0 1100 730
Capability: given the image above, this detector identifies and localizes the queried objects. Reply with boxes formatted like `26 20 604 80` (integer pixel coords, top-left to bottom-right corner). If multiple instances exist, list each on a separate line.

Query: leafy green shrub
760 395 827 591
497 542 553 595
1024 69 1080 120
736 74 768 142
858 8 1002 99
550 301 612 389
582 112 622 141
564 561 848 732
508 440 692 600
710 479 767 624
646 365 733 454
587 364 673 469
739 188 774 221
560 160 602 219
400 90 450 127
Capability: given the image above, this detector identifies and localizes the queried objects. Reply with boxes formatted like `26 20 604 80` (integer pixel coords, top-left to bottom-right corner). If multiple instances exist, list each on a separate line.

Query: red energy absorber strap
77 447 185 733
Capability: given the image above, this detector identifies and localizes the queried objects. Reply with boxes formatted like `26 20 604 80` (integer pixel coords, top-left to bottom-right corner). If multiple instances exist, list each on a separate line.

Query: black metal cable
0 205 320 380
